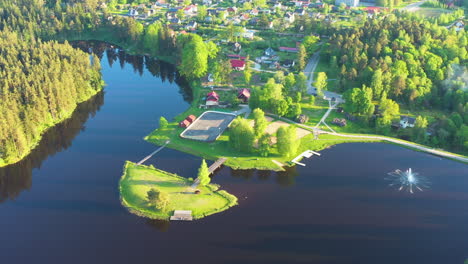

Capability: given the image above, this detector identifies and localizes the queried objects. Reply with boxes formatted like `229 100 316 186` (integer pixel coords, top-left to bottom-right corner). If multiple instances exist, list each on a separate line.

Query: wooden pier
136 140 170 165
208 157 227 173
170 210 193 221
191 158 227 188
291 150 321 166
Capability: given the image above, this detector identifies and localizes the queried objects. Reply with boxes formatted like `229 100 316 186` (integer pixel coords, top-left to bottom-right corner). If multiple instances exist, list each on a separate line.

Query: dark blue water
0 43 467 264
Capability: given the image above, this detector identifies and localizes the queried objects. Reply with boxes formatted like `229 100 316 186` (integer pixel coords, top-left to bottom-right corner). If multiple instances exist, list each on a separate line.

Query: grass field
119 162 237 220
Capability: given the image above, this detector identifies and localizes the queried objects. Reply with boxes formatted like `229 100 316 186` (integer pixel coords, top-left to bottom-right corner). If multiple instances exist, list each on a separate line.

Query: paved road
321 131 468 163
304 52 344 103
401 0 427 11
273 114 468 164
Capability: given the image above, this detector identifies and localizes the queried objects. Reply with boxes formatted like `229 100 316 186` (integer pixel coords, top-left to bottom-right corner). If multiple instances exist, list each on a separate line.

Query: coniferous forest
0 1 104 166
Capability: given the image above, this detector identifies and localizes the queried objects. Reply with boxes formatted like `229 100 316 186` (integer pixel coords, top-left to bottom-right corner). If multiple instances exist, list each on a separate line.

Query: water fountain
386 168 430 194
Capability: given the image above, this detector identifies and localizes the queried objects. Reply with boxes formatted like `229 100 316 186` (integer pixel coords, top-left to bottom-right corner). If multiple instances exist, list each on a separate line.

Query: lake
0 42 467 264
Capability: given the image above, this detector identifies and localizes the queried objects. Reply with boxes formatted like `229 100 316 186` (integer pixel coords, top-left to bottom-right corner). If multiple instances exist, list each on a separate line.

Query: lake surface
0 42 467 264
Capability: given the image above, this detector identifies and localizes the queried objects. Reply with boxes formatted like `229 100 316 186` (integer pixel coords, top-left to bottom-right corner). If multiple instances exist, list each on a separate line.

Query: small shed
238 88 251 102
332 118 347 127
179 119 191 128
170 210 193 221
186 115 197 123
297 114 309 124
206 91 220 106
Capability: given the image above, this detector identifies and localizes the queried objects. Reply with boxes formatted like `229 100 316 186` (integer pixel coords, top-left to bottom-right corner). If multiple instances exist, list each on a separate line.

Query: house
249 17 259 25
274 2 282 9
186 115 197 123
310 2 324 8
335 0 359 7
400 115 416 128
227 7 238 13
279 46 299 52
282 59 295 68
240 13 250 20
284 12 295 23
295 9 306 16
250 8 259 16
170 18 181 24
207 9 218 16
184 5 197 15
265 47 276 57
205 16 213 22
452 20 465 32
186 21 198 30
235 29 255 39
363 6 381 14
332 118 347 127
233 42 242 52
179 119 191 128
206 91 220 106
230 59 246 70
128 9 139 17
238 88 251 102
294 0 310 7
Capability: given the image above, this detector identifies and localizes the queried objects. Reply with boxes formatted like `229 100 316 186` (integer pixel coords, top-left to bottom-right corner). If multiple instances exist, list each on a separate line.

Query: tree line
325 14 467 151
0 29 103 165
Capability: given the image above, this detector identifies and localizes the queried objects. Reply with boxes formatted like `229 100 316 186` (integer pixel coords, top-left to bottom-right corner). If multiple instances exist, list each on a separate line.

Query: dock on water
170 210 193 221
191 158 227 188
136 140 170 165
291 150 321 166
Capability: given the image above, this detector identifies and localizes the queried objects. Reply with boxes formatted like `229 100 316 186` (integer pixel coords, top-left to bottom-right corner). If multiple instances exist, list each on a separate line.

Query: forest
324 15 467 150
0 1 104 165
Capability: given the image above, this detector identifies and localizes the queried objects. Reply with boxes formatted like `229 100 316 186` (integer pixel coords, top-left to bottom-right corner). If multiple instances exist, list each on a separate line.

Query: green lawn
415 8 452 17
119 162 237 220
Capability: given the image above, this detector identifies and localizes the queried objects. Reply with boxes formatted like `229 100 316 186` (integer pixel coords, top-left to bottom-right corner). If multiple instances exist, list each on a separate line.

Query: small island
119 161 237 220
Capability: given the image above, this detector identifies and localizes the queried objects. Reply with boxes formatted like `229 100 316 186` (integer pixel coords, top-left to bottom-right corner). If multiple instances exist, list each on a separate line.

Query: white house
284 12 295 23
399 116 416 128
128 9 139 17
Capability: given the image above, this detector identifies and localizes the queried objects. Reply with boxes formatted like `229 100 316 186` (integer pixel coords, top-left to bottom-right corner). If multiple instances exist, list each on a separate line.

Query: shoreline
0 88 104 168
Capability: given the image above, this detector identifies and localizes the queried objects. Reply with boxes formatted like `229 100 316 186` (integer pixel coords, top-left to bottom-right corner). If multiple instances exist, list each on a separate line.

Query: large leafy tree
178 34 209 79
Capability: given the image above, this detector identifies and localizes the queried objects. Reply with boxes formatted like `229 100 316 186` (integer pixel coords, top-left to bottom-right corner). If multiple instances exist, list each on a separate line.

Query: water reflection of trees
71 41 192 103
0 92 104 203
228 166 298 186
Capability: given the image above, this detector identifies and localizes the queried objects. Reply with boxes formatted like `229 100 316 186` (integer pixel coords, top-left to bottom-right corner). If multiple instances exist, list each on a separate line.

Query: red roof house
186 115 197 123
230 59 246 70
238 88 251 102
179 119 191 128
206 91 220 106
363 7 381 14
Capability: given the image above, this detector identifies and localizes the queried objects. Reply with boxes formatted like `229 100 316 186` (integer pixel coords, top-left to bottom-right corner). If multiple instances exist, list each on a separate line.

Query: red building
186 115 197 123
179 119 191 128
238 88 251 103
230 59 246 70
206 91 220 106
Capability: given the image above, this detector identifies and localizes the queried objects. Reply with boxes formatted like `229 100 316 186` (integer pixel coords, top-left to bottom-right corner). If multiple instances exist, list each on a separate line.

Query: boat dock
136 140 170 165
170 210 193 221
208 157 227 173
190 158 227 188
291 150 321 166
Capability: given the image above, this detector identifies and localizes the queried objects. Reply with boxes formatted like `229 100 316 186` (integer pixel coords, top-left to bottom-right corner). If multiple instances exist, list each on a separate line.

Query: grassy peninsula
119 162 237 220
